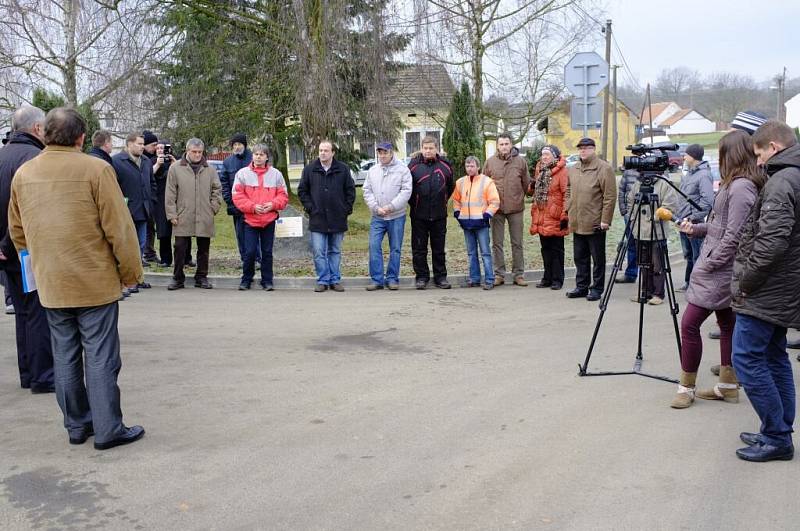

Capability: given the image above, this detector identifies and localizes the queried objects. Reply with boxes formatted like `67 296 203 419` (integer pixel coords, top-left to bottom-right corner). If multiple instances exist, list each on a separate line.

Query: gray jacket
617 170 638 216
676 161 714 222
363 156 412 221
731 143 800 328
685 177 758 310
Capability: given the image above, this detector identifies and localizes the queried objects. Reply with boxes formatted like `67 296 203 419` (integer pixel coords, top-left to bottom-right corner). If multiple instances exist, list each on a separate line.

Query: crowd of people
0 104 798 462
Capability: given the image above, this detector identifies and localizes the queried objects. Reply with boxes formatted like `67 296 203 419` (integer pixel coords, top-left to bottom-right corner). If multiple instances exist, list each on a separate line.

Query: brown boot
670 371 697 409
696 366 739 403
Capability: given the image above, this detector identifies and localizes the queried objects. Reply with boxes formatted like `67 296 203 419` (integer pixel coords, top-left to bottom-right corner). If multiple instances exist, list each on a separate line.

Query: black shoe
128 286 140 294
434 280 451 289
483 283 494 290
31 384 55 394
157 261 171 268
261 283 274 291
616 276 637 284
330 283 345 292
314 284 328 293
736 442 794 462
365 284 383 291
136 282 151 289
740 432 764 447
185 261 197 268
141 260 151 268
708 329 721 340
94 425 145 451
586 291 602 301
167 281 184 291
550 283 563 290
239 282 251 291
195 279 213 289
415 279 428 290
69 425 94 445
566 288 588 299
676 283 689 292
535 281 552 288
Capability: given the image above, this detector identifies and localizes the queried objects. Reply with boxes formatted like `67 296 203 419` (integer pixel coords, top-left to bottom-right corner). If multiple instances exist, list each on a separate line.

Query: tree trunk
63 0 79 106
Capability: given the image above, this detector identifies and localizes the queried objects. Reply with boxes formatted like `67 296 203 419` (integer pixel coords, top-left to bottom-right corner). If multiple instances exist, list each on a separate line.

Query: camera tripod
578 174 700 383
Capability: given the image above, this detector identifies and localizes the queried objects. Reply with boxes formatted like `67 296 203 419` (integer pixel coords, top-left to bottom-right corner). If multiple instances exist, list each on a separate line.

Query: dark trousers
636 239 666 298
46 302 126 445
733 313 795 447
144 216 157 260
173 237 210 283
411 217 447 282
6 270 54 389
573 232 606 294
158 236 173 266
242 222 276 285
540 235 565 285
233 214 260 264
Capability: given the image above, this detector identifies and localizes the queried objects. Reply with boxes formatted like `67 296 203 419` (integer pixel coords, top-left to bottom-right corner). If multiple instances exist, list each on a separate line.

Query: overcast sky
601 0 799 87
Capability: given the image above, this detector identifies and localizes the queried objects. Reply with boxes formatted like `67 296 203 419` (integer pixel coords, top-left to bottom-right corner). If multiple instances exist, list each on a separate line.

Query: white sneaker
4 304 14 315
648 296 664 305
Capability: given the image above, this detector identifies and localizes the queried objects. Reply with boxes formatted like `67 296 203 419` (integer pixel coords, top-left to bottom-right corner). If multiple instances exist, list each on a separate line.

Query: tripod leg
651 207 683 358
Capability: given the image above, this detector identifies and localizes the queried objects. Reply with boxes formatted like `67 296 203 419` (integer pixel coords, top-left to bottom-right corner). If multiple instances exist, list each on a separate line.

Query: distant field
670 131 726 148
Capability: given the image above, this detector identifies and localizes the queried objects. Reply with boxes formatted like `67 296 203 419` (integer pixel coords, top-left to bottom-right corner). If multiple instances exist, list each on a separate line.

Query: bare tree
701 72 759 123
0 0 177 115
653 67 702 106
409 0 597 138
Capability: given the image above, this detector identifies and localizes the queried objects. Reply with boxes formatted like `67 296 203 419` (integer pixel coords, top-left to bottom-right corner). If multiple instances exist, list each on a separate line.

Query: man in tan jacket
8 107 146 450
483 133 530 286
165 137 223 290
565 137 616 301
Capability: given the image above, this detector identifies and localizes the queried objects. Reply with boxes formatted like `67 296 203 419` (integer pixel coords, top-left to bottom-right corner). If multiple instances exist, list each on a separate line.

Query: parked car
566 154 580 168
352 159 375 187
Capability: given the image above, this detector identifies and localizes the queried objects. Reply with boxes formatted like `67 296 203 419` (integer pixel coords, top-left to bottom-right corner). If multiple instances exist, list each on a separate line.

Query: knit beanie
142 130 158 145
230 133 247 147
685 144 704 161
730 111 768 136
541 144 561 160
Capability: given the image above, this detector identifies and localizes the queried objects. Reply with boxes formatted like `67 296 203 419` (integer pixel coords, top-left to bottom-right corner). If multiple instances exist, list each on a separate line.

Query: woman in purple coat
670 130 765 409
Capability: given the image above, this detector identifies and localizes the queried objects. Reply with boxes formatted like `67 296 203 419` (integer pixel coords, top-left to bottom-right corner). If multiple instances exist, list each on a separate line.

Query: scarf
534 161 557 206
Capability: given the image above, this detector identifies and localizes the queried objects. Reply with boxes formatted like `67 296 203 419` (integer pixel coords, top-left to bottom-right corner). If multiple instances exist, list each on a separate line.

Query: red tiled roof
640 101 676 124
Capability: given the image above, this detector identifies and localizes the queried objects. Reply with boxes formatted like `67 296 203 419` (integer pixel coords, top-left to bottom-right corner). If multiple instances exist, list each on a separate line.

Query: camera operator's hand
679 219 694 235
599 222 609 230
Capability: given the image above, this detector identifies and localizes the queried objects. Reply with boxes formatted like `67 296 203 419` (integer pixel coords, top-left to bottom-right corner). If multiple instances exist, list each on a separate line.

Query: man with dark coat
141 134 178 267
141 130 161 263
730 121 800 463
112 132 157 279
220 133 255 265
298 140 356 292
0 105 55 393
407 136 454 289
88 129 113 165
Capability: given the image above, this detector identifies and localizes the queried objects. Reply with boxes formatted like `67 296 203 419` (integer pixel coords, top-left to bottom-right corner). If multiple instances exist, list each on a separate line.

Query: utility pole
612 65 619 172
600 19 612 160
779 66 787 122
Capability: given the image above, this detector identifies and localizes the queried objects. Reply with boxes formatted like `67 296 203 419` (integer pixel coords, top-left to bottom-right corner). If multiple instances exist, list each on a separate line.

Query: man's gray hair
251 143 270 157
12 105 46 132
186 137 204 150
465 155 481 167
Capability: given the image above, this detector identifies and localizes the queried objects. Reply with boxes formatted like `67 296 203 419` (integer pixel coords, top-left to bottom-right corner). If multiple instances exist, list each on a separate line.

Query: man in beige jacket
483 133 530 286
8 107 145 450
565 137 616 301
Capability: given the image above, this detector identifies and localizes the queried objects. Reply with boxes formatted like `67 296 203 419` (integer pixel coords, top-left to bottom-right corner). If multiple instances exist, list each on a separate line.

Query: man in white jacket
363 141 412 290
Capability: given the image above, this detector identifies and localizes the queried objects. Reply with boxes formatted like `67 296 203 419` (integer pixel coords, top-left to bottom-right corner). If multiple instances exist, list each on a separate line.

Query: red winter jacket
232 163 289 228
528 157 569 237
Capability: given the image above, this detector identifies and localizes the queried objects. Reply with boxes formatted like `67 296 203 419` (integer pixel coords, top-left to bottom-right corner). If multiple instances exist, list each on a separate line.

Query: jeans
680 232 704 283
311 231 344 286
242 222 276 285
623 215 638 279
134 220 147 258
464 226 494 284
234 214 260 264
368 216 406 285
733 313 795 447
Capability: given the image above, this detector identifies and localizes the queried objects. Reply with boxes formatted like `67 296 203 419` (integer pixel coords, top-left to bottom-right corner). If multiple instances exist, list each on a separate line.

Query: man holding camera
566 137 616 301
143 135 178 267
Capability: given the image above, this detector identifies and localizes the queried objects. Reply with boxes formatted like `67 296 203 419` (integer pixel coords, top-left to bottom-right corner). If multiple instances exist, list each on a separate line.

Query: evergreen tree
31 88 99 153
443 82 483 177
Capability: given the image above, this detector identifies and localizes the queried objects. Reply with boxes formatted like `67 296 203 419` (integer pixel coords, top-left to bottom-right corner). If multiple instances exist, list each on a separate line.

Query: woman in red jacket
528 145 569 290
232 144 289 291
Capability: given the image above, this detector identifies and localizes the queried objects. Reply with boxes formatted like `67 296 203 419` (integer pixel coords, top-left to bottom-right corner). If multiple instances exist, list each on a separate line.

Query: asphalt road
1 273 798 530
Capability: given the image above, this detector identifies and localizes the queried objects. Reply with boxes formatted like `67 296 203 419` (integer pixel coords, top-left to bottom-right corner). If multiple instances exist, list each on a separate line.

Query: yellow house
539 97 639 170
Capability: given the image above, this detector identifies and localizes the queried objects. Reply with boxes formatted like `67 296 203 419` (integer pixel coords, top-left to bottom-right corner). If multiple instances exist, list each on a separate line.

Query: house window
405 132 420 155
288 141 305 165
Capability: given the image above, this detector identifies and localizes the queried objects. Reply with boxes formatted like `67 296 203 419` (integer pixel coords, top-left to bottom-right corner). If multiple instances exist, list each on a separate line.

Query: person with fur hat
527 144 569 289
220 133 255 266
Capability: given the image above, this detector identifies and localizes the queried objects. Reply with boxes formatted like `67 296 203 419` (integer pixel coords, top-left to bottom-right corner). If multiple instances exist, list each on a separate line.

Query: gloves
483 212 492 222
559 218 569 231
453 211 460 219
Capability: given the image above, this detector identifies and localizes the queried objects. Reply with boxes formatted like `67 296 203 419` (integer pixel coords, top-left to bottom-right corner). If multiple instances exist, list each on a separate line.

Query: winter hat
576 137 595 147
230 133 247 147
685 144 704 161
541 144 561 159
142 130 158 145
730 111 767 136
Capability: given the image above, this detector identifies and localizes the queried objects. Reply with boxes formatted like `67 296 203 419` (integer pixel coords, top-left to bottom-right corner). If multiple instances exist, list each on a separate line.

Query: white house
786 93 800 129
659 109 716 134
640 101 681 129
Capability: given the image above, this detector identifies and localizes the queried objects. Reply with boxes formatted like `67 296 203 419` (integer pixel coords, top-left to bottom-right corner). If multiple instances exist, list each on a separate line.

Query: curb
143 252 685 290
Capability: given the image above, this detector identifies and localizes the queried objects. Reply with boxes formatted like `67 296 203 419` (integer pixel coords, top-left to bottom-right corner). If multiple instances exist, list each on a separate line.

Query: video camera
623 142 678 176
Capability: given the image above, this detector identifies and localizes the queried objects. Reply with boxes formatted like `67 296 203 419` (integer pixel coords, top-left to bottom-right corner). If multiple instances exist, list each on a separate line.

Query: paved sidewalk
1 265 797 530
